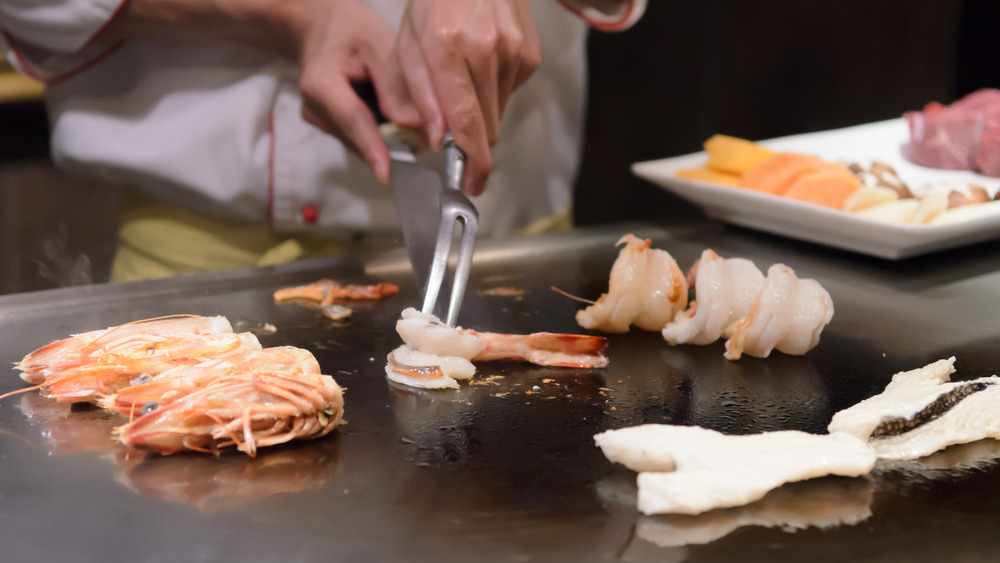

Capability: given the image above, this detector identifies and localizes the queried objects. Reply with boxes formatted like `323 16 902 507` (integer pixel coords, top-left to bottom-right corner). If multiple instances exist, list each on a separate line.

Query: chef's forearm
106 0 312 59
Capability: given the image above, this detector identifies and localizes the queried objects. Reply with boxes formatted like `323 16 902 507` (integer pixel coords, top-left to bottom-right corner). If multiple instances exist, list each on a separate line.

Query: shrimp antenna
550 286 595 305
0 382 46 401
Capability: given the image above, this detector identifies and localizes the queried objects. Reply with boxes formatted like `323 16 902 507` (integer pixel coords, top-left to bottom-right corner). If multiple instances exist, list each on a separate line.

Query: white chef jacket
1 0 645 237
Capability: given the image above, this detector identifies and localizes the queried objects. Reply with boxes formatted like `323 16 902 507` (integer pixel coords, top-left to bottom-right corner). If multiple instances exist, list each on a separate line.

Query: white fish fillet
634 478 872 548
577 234 688 333
594 424 875 515
828 357 1000 460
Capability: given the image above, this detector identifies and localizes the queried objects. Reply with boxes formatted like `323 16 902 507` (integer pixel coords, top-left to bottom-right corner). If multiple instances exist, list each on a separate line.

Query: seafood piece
273 278 399 305
117 372 344 457
576 234 688 332
828 357 1000 460
723 264 834 360
661 249 765 346
594 424 875 515
100 346 321 415
468 331 609 368
37 331 262 404
632 478 872 548
385 308 609 390
16 315 233 384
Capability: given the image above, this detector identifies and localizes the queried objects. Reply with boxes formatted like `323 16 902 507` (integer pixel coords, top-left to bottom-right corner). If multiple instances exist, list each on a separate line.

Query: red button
301 204 319 224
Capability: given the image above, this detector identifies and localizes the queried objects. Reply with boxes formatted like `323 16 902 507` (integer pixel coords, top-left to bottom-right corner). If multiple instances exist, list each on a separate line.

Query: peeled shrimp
117 372 344 457
576 234 688 332
273 278 399 305
386 308 609 390
100 346 321 415
661 249 766 345
16 315 233 384
723 264 834 360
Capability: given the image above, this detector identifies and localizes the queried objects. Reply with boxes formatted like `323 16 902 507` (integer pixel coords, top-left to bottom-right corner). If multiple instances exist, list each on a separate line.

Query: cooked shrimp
36 332 262 404
273 279 399 305
661 249 765 345
576 234 688 333
385 308 609 389
468 331 609 368
724 264 834 360
100 346 320 415
16 315 233 384
116 372 344 457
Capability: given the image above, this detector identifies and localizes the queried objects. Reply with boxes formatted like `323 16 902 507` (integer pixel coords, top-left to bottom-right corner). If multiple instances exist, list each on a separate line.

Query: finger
363 24 421 128
511 1 541 91
397 20 446 150
467 39 501 147
299 70 391 184
420 31 491 195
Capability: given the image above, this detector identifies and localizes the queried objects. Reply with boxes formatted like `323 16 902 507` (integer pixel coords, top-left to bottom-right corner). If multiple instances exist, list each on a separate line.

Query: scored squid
386 308 609 390
576 234 688 333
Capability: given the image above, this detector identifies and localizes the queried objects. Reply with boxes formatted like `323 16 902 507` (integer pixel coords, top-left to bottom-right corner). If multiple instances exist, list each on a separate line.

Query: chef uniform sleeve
0 0 128 83
556 0 646 31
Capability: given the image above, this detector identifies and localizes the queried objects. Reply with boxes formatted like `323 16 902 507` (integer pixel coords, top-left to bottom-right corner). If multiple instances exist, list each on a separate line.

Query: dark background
1 0 997 294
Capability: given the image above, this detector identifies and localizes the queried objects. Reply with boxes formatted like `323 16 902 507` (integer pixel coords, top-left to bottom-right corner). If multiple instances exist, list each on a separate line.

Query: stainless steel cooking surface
2 220 1000 562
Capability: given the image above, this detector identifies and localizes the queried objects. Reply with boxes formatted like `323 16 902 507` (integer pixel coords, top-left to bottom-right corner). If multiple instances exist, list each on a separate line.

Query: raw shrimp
661 249 766 345
273 279 399 305
100 346 320 415
724 264 834 360
16 315 233 384
385 308 608 390
36 331 262 404
117 372 344 457
576 234 688 333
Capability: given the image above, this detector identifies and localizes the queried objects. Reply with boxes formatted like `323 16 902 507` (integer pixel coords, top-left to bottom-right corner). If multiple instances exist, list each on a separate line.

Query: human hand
293 0 421 185
395 0 542 196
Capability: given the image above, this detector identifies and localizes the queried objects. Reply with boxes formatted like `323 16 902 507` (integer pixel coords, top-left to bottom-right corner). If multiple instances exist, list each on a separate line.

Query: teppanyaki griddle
1 220 1000 562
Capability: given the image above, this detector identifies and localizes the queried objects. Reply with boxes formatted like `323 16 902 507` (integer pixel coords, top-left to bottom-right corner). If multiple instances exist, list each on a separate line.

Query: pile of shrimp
574 234 834 360
6 315 344 456
386 308 609 389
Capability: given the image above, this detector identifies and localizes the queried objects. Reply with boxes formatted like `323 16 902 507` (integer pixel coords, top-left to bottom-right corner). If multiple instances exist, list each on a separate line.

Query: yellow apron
110 190 572 283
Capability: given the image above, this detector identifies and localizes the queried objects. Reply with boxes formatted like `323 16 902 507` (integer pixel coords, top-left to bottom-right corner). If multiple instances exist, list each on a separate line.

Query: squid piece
576 234 688 333
661 249 765 346
723 264 834 360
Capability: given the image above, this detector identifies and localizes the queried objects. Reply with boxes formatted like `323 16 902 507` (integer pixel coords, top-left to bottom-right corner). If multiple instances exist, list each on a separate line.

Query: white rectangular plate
632 119 1000 259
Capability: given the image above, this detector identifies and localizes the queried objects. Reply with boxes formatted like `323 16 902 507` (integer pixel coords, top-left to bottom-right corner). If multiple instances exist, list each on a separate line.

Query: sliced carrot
782 163 862 209
676 167 742 186
741 153 825 195
703 135 777 174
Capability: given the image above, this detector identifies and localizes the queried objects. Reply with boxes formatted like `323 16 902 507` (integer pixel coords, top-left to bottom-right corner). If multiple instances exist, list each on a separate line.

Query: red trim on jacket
555 0 636 31
1 0 130 84
267 110 276 229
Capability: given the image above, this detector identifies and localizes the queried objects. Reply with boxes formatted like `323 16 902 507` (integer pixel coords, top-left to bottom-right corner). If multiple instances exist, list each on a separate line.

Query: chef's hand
395 0 542 196
293 0 421 185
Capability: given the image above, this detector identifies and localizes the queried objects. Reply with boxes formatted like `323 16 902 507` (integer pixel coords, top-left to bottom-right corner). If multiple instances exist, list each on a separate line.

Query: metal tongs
422 134 478 326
